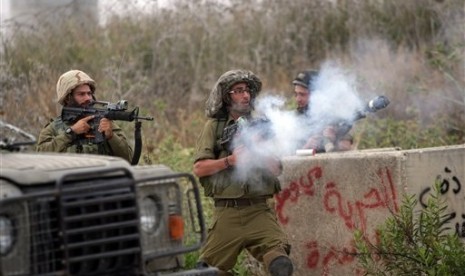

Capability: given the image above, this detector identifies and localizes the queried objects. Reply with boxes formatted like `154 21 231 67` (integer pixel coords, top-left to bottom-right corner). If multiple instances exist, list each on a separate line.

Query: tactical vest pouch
197 117 280 198
198 176 214 197
244 169 281 196
199 171 246 198
211 169 246 198
200 168 280 198
200 169 245 198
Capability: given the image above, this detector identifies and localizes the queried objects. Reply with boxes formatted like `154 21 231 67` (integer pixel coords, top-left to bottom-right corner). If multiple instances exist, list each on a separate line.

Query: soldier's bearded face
229 82 252 115
71 84 94 107
294 85 310 109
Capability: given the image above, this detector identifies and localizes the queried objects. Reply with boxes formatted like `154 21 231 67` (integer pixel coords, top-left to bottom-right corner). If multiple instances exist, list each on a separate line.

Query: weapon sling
131 121 142 165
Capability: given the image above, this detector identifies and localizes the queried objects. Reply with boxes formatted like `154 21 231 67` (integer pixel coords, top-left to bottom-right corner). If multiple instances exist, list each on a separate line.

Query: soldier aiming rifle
37 70 152 165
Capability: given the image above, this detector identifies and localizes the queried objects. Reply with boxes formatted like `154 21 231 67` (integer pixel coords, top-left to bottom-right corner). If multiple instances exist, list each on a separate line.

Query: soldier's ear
63 93 72 106
222 92 232 106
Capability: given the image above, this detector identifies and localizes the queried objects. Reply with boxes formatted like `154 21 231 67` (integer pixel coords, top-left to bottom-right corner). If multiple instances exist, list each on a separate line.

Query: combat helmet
56 70 96 105
292 70 318 89
205 69 262 118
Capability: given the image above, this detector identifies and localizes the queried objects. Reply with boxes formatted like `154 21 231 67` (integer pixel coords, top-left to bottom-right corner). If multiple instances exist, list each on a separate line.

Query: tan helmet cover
205 69 262 118
56 70 96 105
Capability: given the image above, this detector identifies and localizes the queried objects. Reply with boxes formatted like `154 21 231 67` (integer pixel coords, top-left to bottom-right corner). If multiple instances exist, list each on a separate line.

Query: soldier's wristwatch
65 127 74 135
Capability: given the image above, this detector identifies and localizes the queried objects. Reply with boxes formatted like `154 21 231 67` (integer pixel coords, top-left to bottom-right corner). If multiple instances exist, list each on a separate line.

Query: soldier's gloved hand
71 115 94 135
98 118 113 140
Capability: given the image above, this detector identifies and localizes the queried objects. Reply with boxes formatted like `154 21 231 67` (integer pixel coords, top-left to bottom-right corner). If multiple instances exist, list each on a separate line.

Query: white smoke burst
231 61 366 179
310 61 364 122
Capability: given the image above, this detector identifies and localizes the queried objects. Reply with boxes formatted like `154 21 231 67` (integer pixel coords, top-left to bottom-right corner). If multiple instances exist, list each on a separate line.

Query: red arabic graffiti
275 165 399 274
275 166 398 228
324 168 399 232
305 241 356 270
304 233 380 275
275 166 322 224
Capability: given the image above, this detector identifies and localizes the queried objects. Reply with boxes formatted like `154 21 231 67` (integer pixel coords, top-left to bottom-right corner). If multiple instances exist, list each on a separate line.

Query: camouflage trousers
199 201 290 275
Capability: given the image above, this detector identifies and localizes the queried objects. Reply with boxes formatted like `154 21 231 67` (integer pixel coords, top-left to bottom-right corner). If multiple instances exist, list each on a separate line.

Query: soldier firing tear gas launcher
216 95 390 155
313 95 390 152
335 95 390 136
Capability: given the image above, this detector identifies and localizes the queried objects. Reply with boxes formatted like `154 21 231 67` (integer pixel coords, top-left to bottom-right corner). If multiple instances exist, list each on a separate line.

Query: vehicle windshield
0 120 36 152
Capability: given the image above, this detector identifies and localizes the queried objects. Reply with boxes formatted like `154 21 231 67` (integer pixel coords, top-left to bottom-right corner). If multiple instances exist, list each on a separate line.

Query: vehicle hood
1 152 130 185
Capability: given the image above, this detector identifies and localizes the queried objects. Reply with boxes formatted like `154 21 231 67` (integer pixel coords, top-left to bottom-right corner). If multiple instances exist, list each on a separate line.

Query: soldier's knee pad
268 256 293 276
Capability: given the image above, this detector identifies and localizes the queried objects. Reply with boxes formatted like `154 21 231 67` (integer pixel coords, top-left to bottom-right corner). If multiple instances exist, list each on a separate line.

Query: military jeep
0 121 216 276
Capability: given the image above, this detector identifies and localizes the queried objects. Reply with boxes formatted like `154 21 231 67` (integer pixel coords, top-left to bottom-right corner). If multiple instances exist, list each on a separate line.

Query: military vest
198 118 280 199
51 117 114 156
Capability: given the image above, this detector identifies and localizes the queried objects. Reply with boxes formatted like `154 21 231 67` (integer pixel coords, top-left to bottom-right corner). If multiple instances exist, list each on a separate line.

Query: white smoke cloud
230 61 367 179
310 61 364 123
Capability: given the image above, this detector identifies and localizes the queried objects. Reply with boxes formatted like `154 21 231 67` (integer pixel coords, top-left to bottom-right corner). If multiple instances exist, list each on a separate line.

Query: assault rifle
217 116 273 152
61 100 153 165
62 100 153 144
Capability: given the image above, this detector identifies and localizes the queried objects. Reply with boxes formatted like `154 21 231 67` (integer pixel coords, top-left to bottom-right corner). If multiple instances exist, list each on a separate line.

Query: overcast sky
0 0 172 28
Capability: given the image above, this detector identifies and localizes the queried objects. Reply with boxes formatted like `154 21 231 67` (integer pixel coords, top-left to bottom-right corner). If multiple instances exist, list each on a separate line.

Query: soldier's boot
268 256 293 276
263 248 293 276
195 261 209 269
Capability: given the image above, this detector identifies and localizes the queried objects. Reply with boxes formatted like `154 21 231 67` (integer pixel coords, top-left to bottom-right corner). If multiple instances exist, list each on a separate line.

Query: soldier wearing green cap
36 70 133 162
193 69 293 276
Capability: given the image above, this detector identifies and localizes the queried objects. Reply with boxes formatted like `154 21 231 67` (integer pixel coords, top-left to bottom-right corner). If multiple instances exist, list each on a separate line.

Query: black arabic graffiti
418 166 464 238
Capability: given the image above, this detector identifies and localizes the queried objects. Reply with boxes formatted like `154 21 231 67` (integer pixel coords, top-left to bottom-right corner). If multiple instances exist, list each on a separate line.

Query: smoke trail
305 61 364 143
230 61 365 180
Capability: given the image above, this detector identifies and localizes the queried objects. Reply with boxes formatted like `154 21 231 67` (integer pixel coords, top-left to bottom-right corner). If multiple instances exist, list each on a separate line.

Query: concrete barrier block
278 144 465 275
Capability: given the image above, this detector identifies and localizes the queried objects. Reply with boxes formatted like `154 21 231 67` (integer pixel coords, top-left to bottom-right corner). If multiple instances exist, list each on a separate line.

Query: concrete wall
279 144 465 275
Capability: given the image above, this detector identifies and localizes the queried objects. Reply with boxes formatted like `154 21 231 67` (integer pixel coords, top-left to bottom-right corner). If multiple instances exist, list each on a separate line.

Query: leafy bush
354 117 463 150
354 182 465 275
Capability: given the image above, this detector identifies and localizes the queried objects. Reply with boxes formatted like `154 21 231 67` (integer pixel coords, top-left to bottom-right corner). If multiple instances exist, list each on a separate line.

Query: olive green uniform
37 117 133 163
194 116 290 274
296 108 353 153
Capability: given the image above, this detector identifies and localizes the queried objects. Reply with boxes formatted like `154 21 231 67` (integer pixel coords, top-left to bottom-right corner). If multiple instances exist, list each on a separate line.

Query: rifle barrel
136 116 154 121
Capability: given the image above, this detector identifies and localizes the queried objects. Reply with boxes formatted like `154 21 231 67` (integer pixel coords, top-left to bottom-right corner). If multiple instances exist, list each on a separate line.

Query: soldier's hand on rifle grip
230 145 251 166
337 139 353 151
98 118 113 140
322 126 337 152
322 126 337 142
71 115 94 135
303 135 322 150
229 145 242 166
